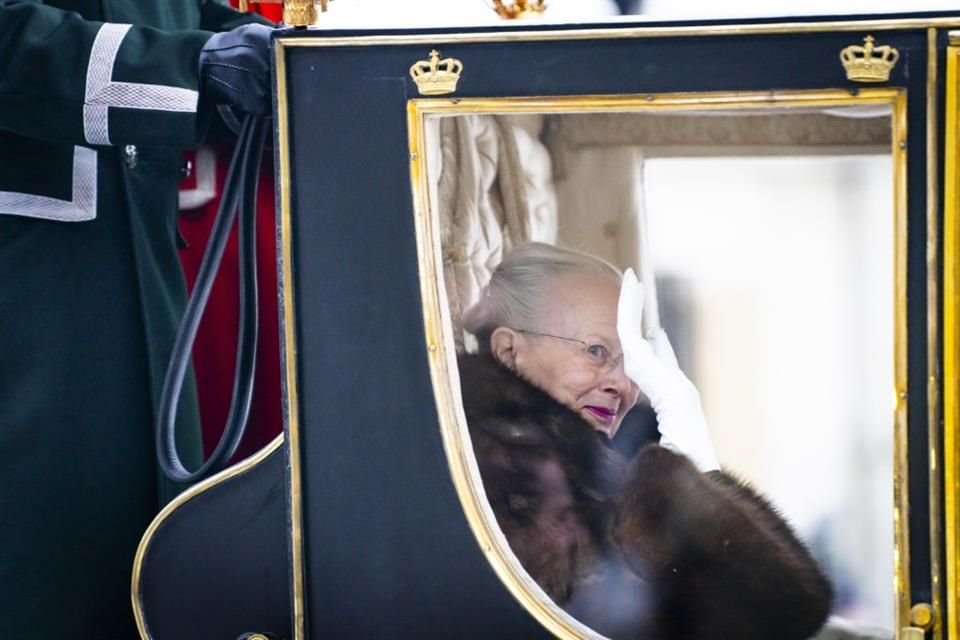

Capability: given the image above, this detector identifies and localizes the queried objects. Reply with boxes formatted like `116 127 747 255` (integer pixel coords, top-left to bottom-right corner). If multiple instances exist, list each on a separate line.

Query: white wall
639 0 958 19
644 154 895 629
314 0 956 26
314 0 619 27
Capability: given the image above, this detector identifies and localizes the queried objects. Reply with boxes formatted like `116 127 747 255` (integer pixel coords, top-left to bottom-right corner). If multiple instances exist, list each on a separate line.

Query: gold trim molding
278 17 960 50
943 42 960 640
925 27 945 640
891 85 911 637
273 38 307 640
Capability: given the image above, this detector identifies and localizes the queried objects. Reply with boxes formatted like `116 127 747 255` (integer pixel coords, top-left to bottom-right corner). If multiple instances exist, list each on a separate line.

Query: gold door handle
902 602 936 638
910 603 935 630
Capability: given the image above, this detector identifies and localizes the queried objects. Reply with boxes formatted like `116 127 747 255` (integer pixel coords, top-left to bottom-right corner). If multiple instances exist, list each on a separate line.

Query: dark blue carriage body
135 11 957 639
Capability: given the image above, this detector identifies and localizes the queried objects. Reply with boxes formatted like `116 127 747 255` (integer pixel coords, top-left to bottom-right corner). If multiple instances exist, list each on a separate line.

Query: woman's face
493 273 640 439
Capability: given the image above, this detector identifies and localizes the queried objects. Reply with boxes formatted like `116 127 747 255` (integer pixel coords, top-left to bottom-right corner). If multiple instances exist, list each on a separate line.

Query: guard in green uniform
0 2 271 637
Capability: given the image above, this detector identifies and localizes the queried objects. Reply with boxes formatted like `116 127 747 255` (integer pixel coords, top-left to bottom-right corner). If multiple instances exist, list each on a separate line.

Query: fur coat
458 354 833 640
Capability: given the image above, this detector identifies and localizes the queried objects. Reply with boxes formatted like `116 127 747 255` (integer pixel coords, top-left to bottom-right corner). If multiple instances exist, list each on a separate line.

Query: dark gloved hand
199 24 272 118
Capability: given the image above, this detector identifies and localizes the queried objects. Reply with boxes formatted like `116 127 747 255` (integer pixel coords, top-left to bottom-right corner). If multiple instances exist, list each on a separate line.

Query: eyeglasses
515 329 624 373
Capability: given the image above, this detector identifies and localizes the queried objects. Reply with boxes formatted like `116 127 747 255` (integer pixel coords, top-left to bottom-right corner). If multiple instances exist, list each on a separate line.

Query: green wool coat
0 1 267 637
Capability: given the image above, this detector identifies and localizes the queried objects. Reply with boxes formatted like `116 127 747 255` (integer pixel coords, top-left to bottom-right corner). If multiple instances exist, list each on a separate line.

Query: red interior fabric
178 141 283 462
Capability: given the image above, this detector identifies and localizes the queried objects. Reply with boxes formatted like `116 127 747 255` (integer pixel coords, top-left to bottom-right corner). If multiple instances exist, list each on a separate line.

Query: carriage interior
421 103 895 636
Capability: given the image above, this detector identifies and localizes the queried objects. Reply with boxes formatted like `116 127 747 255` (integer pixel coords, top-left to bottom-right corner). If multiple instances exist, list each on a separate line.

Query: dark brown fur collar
457 352 626 499
456 353 833 640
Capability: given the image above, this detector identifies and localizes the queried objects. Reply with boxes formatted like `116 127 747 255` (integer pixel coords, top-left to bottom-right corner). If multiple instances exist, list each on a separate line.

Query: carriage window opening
424 105 896 639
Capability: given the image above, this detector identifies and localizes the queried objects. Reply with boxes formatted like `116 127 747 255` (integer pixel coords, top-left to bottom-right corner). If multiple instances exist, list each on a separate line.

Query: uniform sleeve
0 1 213 148
613 445 833 640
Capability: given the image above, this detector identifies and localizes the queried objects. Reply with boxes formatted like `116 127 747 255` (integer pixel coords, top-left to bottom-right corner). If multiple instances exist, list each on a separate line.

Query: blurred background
311 0 960 26
645 153 894 631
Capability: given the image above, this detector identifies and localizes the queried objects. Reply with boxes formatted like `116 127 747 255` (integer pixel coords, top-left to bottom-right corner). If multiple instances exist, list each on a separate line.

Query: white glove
617 268 720 472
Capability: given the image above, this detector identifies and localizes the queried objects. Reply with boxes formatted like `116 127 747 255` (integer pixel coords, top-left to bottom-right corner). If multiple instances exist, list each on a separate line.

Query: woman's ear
489 327 520 369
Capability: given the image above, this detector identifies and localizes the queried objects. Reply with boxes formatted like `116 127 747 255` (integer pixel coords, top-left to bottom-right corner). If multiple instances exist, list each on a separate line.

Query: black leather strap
157 115 268 483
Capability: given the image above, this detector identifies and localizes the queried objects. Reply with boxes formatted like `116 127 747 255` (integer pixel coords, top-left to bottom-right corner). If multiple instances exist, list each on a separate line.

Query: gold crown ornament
840 36 900 83
488 0 547 19
409 50 463 96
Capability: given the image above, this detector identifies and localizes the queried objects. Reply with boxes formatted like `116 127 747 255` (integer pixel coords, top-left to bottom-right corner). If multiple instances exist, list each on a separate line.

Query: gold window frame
406 89 909 639
942 34 960 640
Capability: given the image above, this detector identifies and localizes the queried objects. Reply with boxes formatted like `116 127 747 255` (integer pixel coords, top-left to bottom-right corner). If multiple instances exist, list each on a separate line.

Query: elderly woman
459 242 832 640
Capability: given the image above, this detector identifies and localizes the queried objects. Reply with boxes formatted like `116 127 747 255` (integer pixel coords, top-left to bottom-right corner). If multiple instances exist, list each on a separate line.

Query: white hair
461 242 621 353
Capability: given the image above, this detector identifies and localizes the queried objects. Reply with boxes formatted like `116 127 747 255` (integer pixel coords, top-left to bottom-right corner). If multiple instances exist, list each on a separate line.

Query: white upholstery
429 114 558 351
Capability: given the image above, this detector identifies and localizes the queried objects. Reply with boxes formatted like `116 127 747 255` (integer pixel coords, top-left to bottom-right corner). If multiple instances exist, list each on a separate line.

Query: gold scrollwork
283 0 318 27
488 0 547 20
239 0 330 25
237 0 331 27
